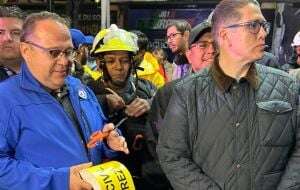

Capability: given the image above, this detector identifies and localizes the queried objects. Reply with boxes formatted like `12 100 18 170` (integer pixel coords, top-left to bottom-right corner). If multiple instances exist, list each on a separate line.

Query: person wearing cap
0 6 25 82
186 20 215 72
88 24 157 189
157 0 300 189
146 20 217 190
149 20 216 127
70 28 101 83
0 12 128 190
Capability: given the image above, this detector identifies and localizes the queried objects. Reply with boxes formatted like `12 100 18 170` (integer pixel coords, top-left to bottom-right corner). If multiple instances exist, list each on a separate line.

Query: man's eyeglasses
24 41 75 60
0 30 21 41
166 32 183 41
190 41 214 50
224 20 271 35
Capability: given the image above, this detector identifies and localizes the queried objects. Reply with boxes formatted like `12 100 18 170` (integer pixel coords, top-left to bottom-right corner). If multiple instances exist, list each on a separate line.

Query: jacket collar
210 58 260 92
19 63 74 96
19 63 51 95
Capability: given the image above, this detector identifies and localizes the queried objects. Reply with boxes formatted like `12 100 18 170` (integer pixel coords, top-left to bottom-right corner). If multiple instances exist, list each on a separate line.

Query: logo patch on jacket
78 89 87 99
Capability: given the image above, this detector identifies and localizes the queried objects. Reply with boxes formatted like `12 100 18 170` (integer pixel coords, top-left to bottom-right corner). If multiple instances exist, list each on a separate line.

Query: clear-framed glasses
166 32 183 41
190 41 214 50
0 29 21 41
24 41 75 60
224 20 271 35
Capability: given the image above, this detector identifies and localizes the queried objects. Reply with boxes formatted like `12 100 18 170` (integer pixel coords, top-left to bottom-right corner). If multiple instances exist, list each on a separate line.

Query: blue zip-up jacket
0 64 117 190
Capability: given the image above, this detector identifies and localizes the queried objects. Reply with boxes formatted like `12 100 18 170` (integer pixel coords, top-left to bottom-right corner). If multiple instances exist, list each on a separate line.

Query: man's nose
57 53 72 67
206 43 215 54
3 32 13 42
167 37 174 44
258 26 268 40
114 60 123 70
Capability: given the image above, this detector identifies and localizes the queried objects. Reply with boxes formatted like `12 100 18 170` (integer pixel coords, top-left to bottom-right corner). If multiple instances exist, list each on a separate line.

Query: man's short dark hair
0 6 25 20
130 30 149 51
212 0 260 46
166 20 191 34
20 11 70 42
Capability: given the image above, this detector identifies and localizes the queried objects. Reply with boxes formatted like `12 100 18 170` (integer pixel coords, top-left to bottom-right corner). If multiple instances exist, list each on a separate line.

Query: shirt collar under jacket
210 57 260 92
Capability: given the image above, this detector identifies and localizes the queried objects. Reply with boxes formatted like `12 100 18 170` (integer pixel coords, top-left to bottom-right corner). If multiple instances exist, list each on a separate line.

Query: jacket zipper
51 93 90 161
80 109 92 161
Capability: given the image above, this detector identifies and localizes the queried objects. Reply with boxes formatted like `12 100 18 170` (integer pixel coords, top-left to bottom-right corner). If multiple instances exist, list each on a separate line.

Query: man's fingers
128 98 144 108
112 94 125 106
105 87 119 96
106 94 125 109
117 98 125 106
134 104 149 116
107 135 129 154
80 181 93 190
72 162 92 171
119 136 129 154
109 130 119 138
122 141 129 154
126 104 149 117
102 123 115 133
129 98 139 106
124 98 147 117
106 88 126 105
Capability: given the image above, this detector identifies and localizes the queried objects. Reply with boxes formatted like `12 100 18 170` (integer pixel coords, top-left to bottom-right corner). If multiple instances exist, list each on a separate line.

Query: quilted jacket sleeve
157 84 221 190
277 84 300 190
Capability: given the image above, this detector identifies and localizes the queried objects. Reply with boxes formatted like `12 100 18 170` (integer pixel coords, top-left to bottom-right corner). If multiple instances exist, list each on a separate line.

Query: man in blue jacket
0 11 128 190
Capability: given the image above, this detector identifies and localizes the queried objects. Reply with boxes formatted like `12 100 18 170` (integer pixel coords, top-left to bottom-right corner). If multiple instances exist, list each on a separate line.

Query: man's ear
19 42 31 61
219 28 230 47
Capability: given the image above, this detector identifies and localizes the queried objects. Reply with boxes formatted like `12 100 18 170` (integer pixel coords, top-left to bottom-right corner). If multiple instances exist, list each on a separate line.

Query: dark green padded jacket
157 63 299 190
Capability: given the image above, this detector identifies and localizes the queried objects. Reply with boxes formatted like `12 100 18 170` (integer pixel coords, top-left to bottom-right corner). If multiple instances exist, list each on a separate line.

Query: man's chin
256 53 264 61
250 51 264 63
0 55 21 61
170 47 178 54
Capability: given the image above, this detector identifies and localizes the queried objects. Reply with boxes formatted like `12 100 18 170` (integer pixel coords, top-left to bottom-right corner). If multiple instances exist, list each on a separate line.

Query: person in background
83 35 100 80
157 0 300 189
292 31 300 66
88 24 157 189
131 30 165 88
0 6 25 81
255 51 281 69
186 20 215 72
166 20 191 80
70 28 101 83
150 19 216 132
145 19 218 190
152 47 173 82
282 31 300 73
0 11 128 190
